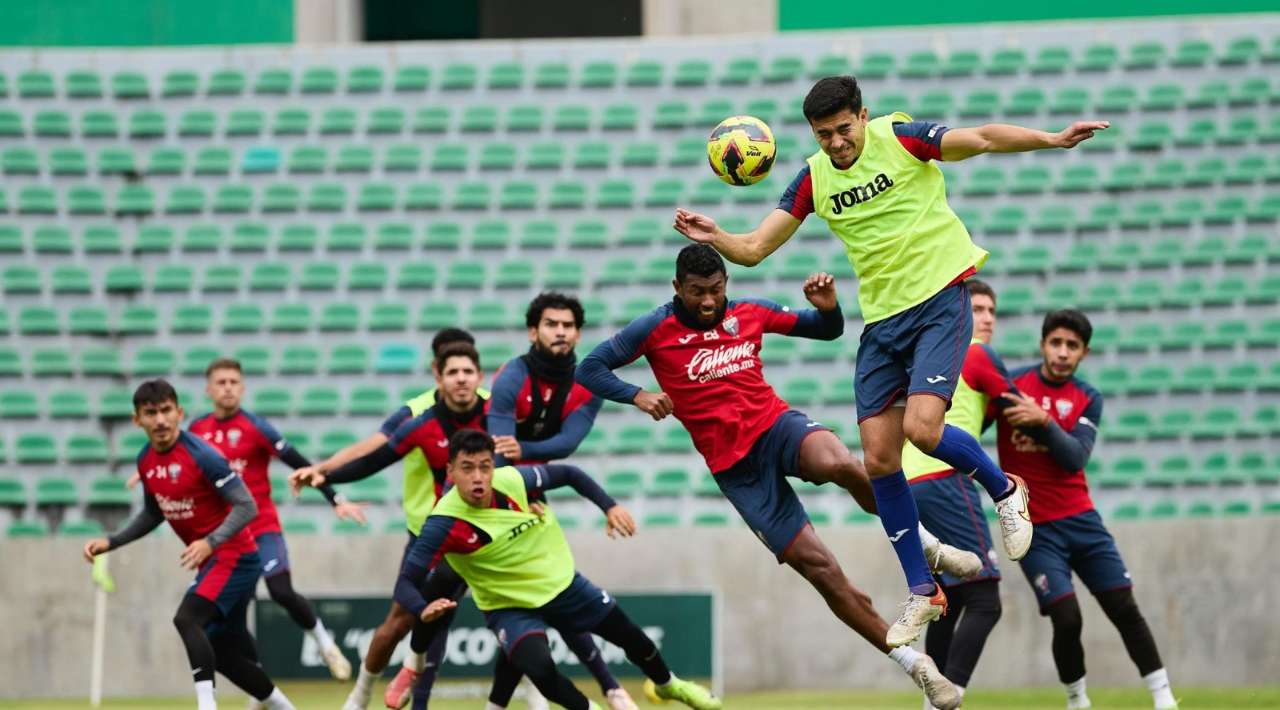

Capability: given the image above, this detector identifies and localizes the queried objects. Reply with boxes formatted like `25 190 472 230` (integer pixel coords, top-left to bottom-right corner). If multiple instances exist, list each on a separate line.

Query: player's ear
671 278 680 293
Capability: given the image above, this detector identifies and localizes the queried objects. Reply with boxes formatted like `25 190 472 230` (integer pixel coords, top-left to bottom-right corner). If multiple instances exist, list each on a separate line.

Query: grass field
2 682 1278 709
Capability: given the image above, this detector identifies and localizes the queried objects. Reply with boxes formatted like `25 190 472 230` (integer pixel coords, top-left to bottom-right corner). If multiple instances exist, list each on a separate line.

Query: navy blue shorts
715 409 830 560
1018 509 1132 613
911 473 1000 587
855 283 972 421
189 550 261 634
254 532 291 578
485 572 616 656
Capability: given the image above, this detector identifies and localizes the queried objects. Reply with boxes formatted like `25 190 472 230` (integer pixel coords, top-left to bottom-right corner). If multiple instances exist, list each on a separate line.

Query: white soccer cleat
322 642 353 681
606 687 639 710
994 474 1033 561
909 655 962 710
923 536 983 579
524 678 551 710
886 587 948 648
343 684 372 710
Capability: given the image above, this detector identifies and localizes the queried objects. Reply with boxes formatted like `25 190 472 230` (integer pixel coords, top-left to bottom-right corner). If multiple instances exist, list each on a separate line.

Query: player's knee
861 447 899 476
1096 588 1141 623
1048 596 1084 636
903 416 943 453
264 574 293 604
794 549 847 595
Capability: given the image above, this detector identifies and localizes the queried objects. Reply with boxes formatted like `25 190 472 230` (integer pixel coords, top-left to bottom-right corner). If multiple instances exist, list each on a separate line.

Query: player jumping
84 380 297 710
674 74 1108 644
577 245 970 710
901 280 1013 707
997 310 1177 710
395 429 720 710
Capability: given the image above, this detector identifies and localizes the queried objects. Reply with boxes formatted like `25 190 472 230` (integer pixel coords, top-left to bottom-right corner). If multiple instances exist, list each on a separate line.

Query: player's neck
442 395 479 415
1038 364 1071 385
213 404 240 420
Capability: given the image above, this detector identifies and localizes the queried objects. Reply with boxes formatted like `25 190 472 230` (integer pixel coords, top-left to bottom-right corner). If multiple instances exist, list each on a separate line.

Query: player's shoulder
968 341 1006 365
625 301 678 334
492 355 529 386
187 411 215 428
179 431 227 469
732 297 789 314
1009 364 1039 381
1068 375 1102 402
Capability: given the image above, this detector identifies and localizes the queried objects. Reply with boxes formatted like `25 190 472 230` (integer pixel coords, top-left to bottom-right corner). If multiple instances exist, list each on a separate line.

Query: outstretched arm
316 444 403 485
392 516 452 618
513 398 603 462
673 207 801 267
940 120 1109 161
523 465 636 538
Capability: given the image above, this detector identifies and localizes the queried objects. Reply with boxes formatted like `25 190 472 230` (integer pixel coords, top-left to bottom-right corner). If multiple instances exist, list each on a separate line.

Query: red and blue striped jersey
579 298 843 472
136 430 257 554
189 408 297 536
996 367 1103 524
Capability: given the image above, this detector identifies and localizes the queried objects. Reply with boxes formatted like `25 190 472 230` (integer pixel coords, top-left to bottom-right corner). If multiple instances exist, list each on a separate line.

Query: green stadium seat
1 147 37 175
374 344 418 375
110 71 148 99
171 305 212 334
1220 36 1261 65
328 345 369 375
368 303 408 332
451 182 490 210
469 300 512 330
85 110 124 138
321 107 357 135
986 48 1027 75
396 261 437 291
3 265 40 295
19 69 55 98
17 434 58 464
68 306 109 334
273 108 311 136
278 345 320 376
226 109 264 136
938 50 979 78
0 389 38 419
205 68 244 96
0 348 20 376
1031 46 1072 74
66 434 109 464
392 65 429 92
534 62 570 89
48 147 87 176
34 109 72 137
253 68 292 95
319 303 359 332
1124 41 1165 70
487 62 523 90
131 346 176 377
8 520 50 538
1171 39 1212 68
223 304 264 333
418 302 458 331
602 103 638 131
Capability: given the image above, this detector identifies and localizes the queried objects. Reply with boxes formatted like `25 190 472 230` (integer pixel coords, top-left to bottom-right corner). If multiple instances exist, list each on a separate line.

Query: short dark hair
675 243 726 283
967 279 996 305
448 429 495 462
803 76 864 122
433 342 481 374
431 328 475 358
525 292 584 329
1042 309 1092 346
133 379 179 410
204 357 241 379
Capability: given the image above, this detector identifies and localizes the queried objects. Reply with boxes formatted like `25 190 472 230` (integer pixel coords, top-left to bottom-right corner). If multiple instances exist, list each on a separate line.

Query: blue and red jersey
136 430 257 555
578 298 843 472
995 367 1103 524
189 409 300 537
778 120 949 220
387 400 488 497
488 355 602 465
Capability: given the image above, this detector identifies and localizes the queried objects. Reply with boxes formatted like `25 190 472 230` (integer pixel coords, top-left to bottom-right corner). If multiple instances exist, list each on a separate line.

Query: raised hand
289 466 326 496
492 435 522 461
179 539 213 570
673 208 720 244
332 501 368 525
1054 121 1110 149
83 538 110 563
802 272 839 312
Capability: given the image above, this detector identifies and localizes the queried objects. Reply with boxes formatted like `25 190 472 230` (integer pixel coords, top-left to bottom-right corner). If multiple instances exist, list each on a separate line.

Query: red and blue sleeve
241 410 311 469
487 357 527 454
389 411 435 456
893 121 949 161
962 343 1017 399
393 515 455 616
739 299 844 340
379 405 413 437
576 305 669 404
776 165 814 220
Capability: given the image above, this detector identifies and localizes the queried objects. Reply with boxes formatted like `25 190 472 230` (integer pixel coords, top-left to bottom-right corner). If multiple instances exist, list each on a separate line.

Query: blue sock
869 471 935 595
930 424 1011 500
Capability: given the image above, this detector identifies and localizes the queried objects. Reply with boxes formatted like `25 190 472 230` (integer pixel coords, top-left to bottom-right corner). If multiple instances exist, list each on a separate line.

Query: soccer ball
707 115 776 186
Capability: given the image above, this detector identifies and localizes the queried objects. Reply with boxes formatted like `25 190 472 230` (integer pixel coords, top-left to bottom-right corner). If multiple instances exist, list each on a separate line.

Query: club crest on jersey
722 315 739 337
167 463 182 481
1055 399 1074 419
227 428 242 446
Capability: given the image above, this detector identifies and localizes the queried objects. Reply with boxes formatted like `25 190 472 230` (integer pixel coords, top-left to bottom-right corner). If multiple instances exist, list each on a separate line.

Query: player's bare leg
903 394 1031 560
797 429 981 578
780 524 959 709
344 602 415 710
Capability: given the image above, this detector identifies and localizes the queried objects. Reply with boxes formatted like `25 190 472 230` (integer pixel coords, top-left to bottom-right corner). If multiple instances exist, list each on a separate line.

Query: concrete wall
643 0 776 36
3 518 1278 698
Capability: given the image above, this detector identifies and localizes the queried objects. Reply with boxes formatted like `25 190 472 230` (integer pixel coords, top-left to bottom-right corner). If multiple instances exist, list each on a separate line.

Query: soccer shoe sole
911 656 962 710
928 543 984 579
996 474 1033 561
323 644 353 681
382 666 418 709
